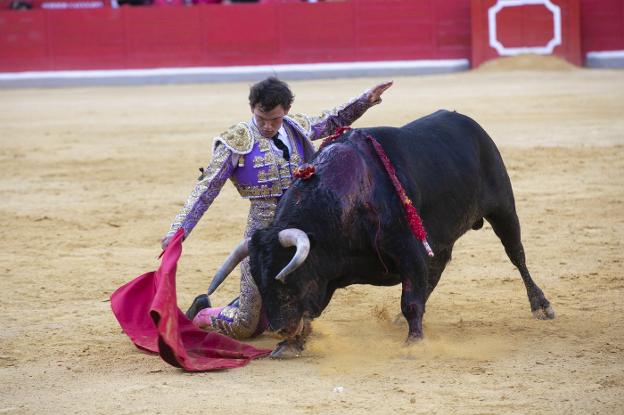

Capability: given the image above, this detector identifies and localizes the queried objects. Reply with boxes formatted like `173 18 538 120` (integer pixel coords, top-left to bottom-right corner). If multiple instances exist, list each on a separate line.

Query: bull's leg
392 249 448 326
486 210 555 320
391 248 450 325
425 247 452 301
397 246 429 342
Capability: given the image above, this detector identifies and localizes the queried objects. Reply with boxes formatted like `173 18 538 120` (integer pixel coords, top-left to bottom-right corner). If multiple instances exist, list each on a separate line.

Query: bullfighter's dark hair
249 77 295 111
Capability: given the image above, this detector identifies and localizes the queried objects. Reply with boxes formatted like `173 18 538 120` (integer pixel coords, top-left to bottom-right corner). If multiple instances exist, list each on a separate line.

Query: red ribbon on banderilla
366 133 434 257
319 126 352 150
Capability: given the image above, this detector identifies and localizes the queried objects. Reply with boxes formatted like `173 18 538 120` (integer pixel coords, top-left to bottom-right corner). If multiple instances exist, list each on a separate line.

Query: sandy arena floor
1 56 623 414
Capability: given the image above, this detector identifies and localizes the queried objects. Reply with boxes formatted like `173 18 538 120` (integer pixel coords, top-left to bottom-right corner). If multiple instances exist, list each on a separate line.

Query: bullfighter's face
251 104 289 139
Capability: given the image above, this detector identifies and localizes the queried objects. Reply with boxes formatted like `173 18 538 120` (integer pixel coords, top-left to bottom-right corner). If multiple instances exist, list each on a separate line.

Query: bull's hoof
532 305 556 320
269 339 304 359
405 334 423 345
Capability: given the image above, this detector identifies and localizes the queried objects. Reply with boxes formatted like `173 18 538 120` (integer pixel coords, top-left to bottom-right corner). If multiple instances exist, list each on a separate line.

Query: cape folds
110 229 270 372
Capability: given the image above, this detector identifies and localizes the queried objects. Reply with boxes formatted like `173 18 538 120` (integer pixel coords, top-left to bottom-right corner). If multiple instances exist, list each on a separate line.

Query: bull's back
363 110 512 241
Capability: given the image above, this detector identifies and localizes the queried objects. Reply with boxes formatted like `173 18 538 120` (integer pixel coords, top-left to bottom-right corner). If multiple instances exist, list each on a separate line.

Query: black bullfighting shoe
185 294 212 320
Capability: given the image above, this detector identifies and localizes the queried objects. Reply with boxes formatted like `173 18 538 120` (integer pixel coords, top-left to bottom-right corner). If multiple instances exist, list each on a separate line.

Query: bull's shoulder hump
407 110 484 133
440 109 482 127
362 126 401 136
426 109 469 123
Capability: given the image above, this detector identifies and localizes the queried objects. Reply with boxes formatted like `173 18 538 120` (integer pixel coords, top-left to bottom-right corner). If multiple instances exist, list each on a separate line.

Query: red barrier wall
471 0 581 67
1 0 621 73
0 0 471 72
580 0 624 54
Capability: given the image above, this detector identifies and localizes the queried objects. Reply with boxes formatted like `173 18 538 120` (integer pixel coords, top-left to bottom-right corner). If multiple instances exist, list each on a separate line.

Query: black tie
271 134 290 161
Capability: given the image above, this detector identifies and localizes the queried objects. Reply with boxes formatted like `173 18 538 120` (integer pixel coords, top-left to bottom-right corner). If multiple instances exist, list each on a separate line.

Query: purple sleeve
165 144 235 240
308 89 378 140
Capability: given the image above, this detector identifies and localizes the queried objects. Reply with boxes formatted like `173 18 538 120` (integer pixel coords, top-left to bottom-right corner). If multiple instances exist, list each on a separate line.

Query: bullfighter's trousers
193 198 278 339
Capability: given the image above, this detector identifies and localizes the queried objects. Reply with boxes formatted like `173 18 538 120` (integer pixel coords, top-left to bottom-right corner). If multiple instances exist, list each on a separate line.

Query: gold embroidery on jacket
288 113 311 134
217 123 253 154
233 123 308 199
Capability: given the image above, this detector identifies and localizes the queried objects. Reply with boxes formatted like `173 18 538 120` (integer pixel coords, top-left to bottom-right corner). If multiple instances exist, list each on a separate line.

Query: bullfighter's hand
368 81 393 104
161 231 186 251
161 234 172 250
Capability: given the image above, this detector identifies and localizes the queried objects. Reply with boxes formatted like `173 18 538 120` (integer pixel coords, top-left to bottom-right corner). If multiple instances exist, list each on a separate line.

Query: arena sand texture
1 56 623 414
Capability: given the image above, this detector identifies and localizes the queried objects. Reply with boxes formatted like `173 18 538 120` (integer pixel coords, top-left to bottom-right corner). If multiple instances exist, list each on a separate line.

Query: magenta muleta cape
110 229 270 371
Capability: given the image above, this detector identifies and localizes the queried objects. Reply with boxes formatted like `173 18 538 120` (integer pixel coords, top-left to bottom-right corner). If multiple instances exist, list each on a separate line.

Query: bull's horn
207 238 250 295
275 229 310 283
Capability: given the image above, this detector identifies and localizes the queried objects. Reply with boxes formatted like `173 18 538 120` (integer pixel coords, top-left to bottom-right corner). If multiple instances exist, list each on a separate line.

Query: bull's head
249 226 319 337
206 227 315 337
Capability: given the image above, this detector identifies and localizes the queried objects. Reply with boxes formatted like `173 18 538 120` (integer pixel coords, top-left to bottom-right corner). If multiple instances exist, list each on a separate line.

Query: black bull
216 110 555 356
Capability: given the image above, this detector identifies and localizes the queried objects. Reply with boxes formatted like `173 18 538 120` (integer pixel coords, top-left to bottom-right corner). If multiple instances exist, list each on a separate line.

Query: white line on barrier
0 59 469 81
586 50 624 59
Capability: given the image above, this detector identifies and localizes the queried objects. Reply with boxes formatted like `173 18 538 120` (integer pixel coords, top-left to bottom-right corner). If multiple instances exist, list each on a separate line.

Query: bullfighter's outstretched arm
162 143 235 248
307 81 393 140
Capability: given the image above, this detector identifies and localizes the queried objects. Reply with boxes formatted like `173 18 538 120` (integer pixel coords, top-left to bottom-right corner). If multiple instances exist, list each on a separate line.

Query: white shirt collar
250 118 291 152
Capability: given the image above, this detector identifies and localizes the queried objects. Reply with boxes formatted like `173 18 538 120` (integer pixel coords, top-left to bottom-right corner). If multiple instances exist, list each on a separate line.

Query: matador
161 77 392 339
